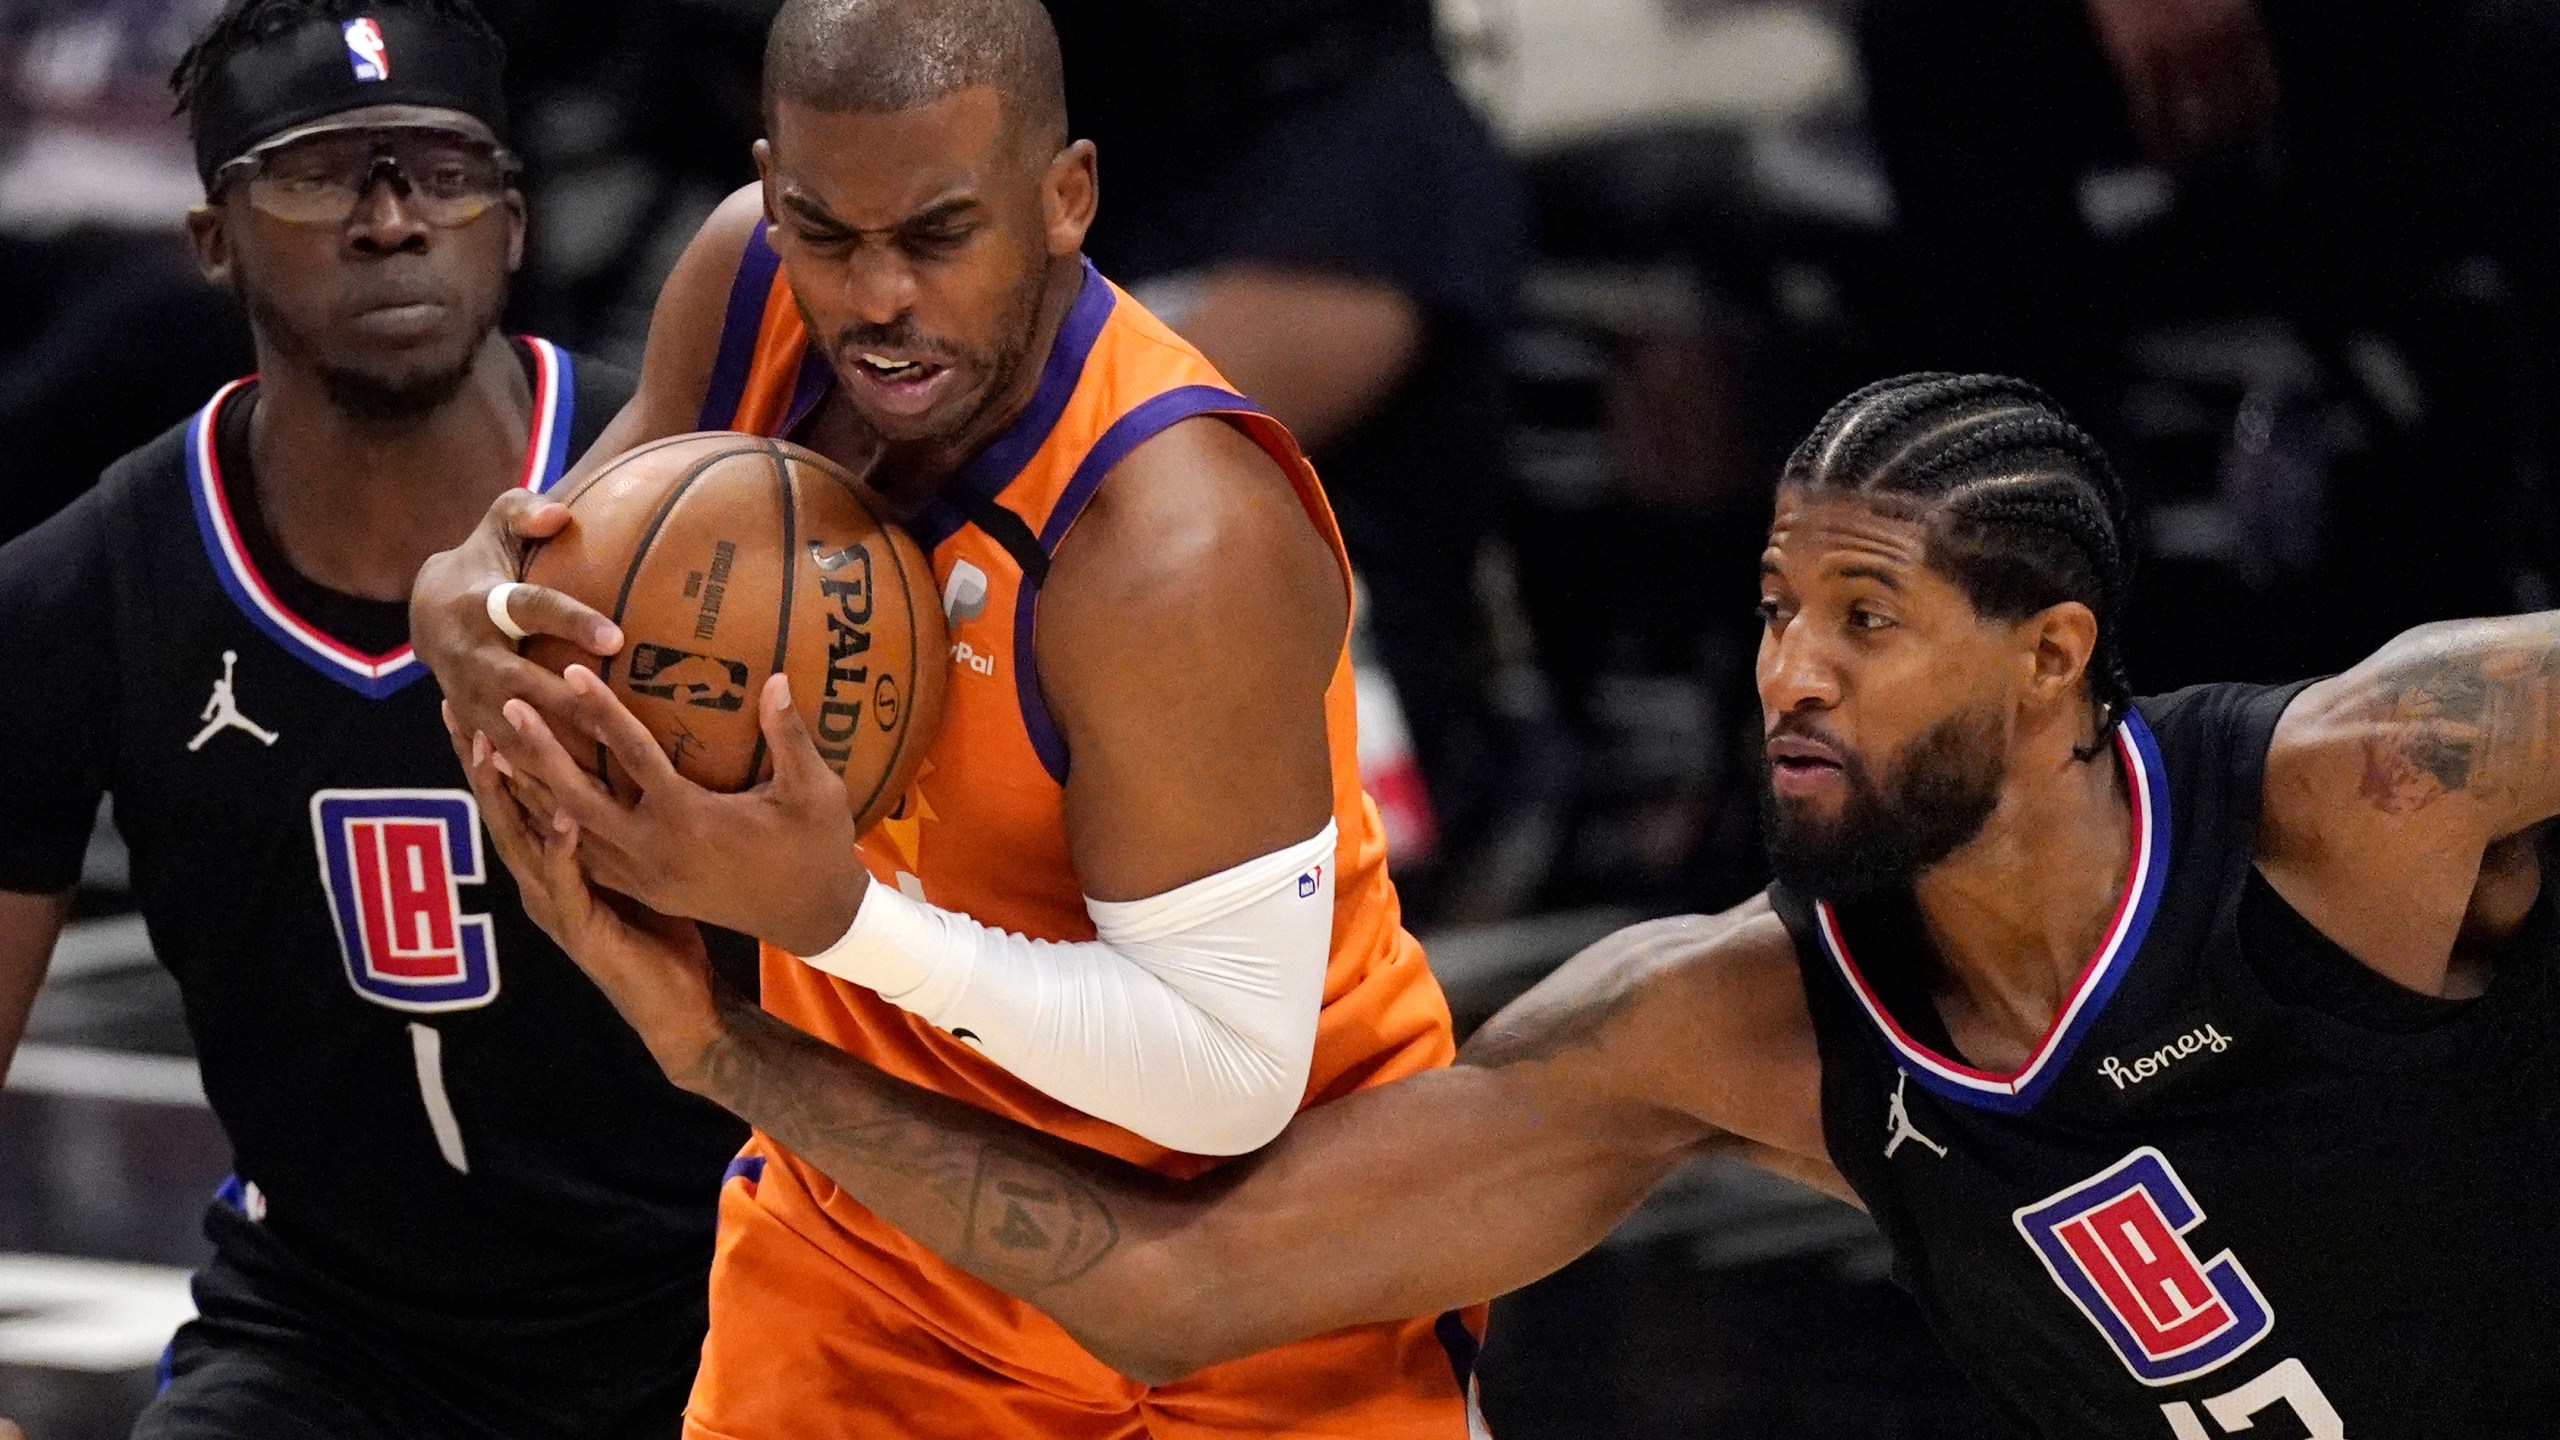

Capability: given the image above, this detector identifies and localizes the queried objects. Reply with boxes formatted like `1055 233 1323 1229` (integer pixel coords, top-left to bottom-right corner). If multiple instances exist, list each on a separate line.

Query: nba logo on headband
343 18 392 82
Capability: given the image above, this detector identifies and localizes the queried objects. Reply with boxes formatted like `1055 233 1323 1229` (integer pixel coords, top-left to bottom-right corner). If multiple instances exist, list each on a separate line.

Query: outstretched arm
2265 613 2560 990
694 976 1711 1381
452 710 1826 1381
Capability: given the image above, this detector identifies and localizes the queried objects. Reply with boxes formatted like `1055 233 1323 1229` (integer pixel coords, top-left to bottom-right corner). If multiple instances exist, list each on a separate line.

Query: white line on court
4 1045 205 1108
0 1252 194 1371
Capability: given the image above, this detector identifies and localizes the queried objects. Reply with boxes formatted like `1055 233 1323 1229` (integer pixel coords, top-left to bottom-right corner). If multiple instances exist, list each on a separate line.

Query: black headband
191 10 508 186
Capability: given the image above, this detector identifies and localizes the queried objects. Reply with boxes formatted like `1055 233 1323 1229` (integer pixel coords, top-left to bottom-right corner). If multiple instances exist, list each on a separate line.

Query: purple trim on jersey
1815 709 2172 1114
804 261 1117 558
722 1153 766 1186
955 259 1114 503
781 348 831 439
698 225 783 431
1011 385 1260 783
185 340 574 700
907 496 969 554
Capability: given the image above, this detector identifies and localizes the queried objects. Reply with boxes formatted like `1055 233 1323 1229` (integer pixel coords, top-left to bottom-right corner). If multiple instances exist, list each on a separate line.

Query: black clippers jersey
1771 682 2560 1439
0 342 745 1403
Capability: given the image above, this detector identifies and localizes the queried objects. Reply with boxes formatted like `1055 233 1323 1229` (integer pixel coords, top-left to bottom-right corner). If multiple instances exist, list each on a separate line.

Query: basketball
519 432 945 832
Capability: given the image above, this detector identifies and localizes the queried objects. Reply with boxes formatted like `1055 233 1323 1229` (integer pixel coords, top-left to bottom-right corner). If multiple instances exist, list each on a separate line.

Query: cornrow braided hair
1784 373 2134 763
170 0 505 113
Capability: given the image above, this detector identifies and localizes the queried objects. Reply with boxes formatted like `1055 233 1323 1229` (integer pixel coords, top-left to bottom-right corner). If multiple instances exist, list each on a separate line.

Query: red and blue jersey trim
1815 709 2171 1114
185 338 577 699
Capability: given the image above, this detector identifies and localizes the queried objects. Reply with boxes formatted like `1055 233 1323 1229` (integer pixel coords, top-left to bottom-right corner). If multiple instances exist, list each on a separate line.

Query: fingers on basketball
758 674 831 793
494 582 621 654
514 433 945 820
490 487 572 541
563 666 682 793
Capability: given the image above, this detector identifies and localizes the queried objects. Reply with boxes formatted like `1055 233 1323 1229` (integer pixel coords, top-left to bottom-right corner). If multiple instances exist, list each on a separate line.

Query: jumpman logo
1884 1070 1948 1160
189 650 280 752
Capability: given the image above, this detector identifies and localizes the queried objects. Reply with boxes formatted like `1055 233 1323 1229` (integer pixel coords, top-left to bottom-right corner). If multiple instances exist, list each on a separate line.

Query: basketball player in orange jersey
410 0 1480 1435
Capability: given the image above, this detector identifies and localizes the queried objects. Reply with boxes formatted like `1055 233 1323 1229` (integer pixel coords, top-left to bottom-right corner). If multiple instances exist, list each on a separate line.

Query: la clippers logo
310 791 500 1013
343 18 391 82
2013 1148 2273 1385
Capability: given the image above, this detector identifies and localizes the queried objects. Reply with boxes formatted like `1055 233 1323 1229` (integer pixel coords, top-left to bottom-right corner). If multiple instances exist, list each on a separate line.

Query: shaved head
763 0 1068 156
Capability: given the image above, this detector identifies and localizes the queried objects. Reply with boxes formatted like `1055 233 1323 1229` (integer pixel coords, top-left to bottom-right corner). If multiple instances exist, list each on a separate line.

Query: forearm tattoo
698 999 1123 1285
2352 619 2560 816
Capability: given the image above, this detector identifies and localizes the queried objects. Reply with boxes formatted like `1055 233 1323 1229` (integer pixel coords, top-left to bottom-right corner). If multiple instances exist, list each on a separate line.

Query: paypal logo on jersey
343 18 391 81
310 790 500 1013
2013 1147 2274 1386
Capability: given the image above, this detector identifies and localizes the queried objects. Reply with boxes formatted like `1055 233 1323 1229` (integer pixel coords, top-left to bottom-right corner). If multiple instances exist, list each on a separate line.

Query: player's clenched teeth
859 352 937 381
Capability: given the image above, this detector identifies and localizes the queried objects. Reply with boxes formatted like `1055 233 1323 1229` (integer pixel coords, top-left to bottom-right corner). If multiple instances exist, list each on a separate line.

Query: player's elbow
1158 1084 1301 1158
1129 1051 1309 1157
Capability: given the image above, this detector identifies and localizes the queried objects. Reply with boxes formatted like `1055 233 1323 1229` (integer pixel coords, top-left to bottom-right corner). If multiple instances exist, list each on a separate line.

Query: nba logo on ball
343 18 391 81
2013 1148 2274 1385
310 790 500 1013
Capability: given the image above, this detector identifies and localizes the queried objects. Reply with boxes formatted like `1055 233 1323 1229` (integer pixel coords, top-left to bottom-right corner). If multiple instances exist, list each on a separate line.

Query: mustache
1766 712 1847 750
832 322 958 362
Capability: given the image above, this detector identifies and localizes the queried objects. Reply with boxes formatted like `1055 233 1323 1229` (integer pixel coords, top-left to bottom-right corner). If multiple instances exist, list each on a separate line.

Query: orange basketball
520 432 945 832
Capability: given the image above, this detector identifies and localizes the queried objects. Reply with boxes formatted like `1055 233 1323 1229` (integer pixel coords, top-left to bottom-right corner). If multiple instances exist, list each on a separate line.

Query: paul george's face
759 89 1094 455
1754 488 2024 900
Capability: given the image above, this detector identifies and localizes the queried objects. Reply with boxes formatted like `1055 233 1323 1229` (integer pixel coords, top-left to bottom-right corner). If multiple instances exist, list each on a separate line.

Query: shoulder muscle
1039 416 1348 899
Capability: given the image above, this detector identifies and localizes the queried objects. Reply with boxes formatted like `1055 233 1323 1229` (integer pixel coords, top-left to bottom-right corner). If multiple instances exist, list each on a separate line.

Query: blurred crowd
6 0 2558 934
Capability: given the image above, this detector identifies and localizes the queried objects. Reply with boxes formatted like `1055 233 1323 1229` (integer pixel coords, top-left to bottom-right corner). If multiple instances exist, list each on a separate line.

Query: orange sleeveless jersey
686 228 1478 1436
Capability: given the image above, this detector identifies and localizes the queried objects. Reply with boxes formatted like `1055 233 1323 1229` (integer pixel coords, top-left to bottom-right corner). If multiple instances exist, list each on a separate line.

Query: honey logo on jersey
310 790 500 1013
2013 1147 2273 1386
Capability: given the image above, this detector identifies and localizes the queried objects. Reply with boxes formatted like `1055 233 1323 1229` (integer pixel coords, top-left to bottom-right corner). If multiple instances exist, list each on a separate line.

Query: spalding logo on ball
520 433 946 833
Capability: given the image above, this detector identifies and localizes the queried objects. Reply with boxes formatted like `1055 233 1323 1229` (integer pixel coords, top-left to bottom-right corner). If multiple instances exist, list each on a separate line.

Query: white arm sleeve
796 822 1336 1156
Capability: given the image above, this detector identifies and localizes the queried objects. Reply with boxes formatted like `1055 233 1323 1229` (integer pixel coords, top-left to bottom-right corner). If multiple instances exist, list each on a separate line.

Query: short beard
241 276 501 426
817 255 1049 449
314 351 482 423
950 261 1048 439
1762 705 2009 904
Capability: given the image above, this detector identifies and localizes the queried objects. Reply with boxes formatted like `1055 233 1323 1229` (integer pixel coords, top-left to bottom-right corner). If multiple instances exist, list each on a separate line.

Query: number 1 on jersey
409 1022 470 1174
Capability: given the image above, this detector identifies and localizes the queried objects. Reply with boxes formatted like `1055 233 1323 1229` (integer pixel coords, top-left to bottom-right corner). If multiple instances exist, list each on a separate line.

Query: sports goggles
213 126 520 229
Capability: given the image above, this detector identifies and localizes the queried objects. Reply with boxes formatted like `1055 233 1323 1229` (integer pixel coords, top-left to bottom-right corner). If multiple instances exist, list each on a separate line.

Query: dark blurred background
4 0 2554 1434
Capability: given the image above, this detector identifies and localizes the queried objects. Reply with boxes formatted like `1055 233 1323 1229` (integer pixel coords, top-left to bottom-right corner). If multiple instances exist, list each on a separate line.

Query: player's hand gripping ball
519 433 945 831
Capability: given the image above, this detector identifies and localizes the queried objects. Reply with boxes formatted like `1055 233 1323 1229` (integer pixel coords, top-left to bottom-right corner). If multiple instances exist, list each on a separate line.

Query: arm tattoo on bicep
2353 621 2560 816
